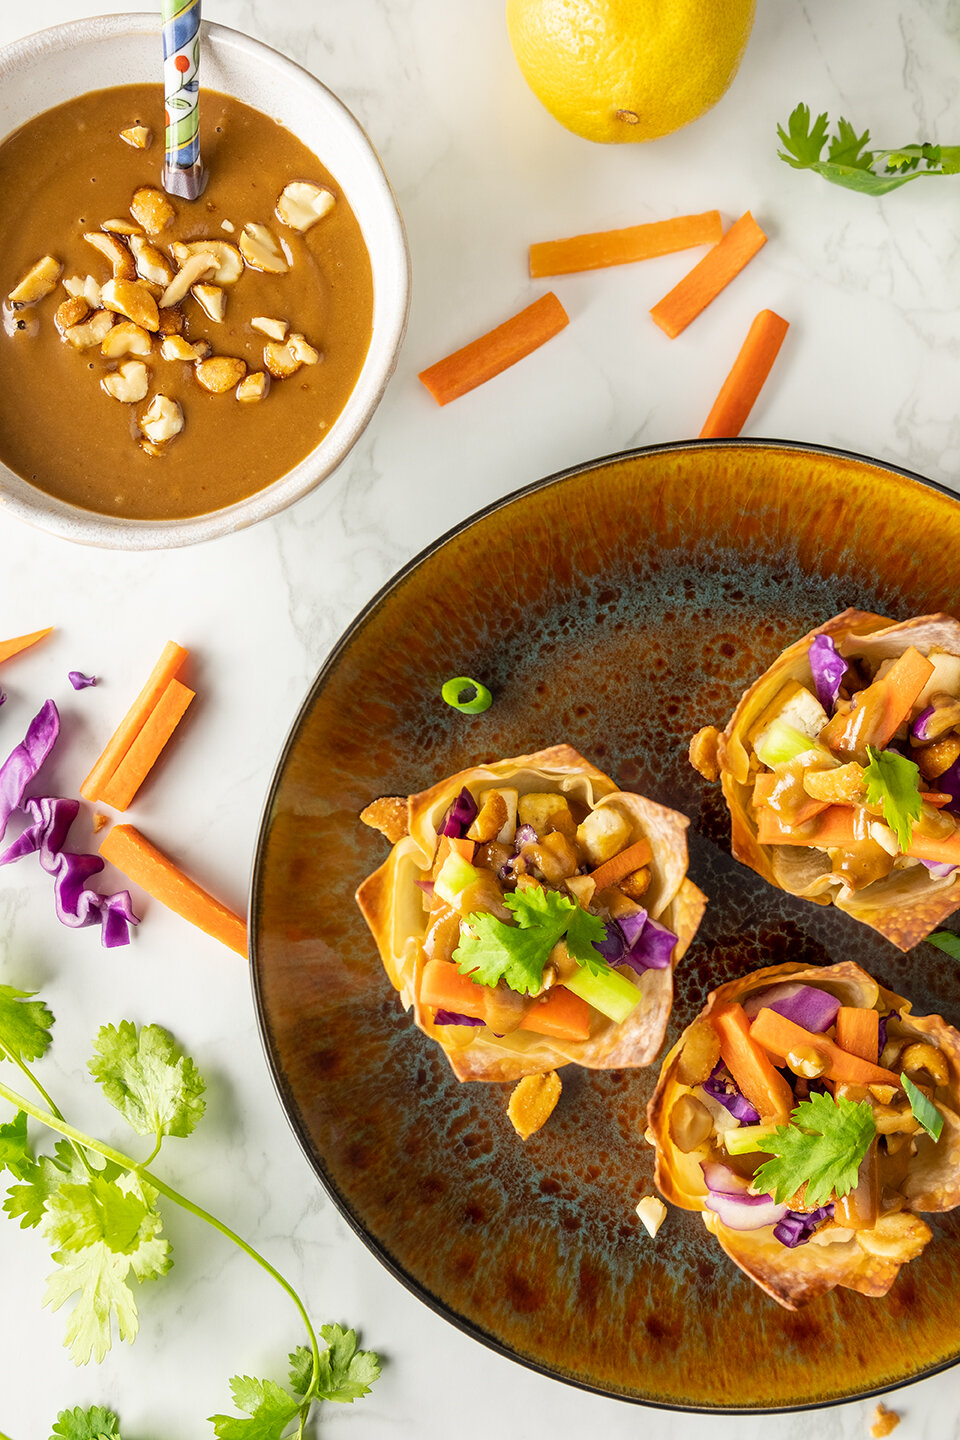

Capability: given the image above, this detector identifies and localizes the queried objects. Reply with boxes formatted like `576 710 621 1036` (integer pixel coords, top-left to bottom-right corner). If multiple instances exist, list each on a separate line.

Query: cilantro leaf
88 1021 206 1140
864 746 922 851
0 1109 32 1179
208 1374 300 1439
51 1405 122 1439
0 983 54 1064
902 1071 944 1141
41 1170 170 1364
776 102 829 167
926 929 960 960
753 1092 876 1208
314 1324 382 1403
453 887 610 993
778 103 960 195
564 903 610 975
4 1138 94 1229
287 1344 314 1397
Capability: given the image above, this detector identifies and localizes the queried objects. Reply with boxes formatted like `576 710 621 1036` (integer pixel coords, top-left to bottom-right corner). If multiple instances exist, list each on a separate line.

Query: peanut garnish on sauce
139 394 183 444
101 360 150 404
239 223 289 274
8 256 62 306
275 181 335 232
120 125 152 150
236 371 269 404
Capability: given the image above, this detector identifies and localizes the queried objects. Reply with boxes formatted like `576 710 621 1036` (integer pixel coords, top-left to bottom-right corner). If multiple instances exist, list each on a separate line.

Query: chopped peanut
160 335 210 362
239 222 289 274
275 180 335 232
8 255 62 306
467 793 508 843
251 315 288 341
359 796 408 843
139 394 183 444
635 1196 668 1238
171 240 244 285
900 1041 949 1087
101 321 153 358
288 333 320 366
507 1071 561 1140
101 360 149 403
101 218 143 237
619 866 651 900
689 725 721 782
55 296 90 335
120 125 152 149
157 306 185 336
130 186 176 235
676 1018 721 1087
63 309 114 349
129 235 174 286
803 761 866 804
100 277 159 332
195 355 247 394
870 1403 900 1439
917 734 960 781
158 252 217 309
192 284 226 322
84 231 135 280
236 371 269 403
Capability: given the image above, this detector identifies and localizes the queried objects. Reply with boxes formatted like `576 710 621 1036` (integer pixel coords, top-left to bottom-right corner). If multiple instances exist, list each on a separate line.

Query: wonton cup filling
704 610 960 951
647 960 960 1310
357 744 705 1083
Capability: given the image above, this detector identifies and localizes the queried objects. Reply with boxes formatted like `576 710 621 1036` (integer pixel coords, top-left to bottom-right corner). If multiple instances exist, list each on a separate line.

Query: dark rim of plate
249 436 960 1414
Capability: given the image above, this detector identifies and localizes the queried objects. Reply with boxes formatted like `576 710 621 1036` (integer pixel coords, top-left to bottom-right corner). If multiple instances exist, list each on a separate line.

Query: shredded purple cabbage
773 1203 834 1248
591 908 677 975
515 823 537 849
594 923 625 963
67 671 97 691
937 756 960 814
0 699 59 843
919 857 958 879
877 1009 897 1061
808 634 849 714
0 795 139 947
433 1009 484 1027
912 706 936 743
743 982 840 1033
441 787 478 838
702 1063 761 1125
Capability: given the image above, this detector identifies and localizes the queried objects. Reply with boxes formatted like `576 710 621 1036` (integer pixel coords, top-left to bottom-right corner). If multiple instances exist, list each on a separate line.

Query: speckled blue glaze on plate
251 440 960 1412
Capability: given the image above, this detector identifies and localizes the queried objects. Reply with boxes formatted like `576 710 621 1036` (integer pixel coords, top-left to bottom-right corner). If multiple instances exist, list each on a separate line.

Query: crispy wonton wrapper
697 609 960 950
647 960 960 1309
357 744 706 1083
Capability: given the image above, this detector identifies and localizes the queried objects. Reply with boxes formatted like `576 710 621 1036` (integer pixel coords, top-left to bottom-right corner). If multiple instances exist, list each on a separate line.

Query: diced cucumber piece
721 1123 779 1156
754 718 831 769
434 851 480 907
563 964 641 1024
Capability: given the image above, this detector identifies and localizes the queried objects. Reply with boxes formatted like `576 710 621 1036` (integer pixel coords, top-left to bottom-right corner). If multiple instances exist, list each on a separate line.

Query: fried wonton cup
357 744 706 1083
647 960 960 1310
691 610 960 950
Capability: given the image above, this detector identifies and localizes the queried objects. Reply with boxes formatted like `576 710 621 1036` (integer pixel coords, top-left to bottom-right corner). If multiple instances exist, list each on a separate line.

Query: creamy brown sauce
0 84 373 519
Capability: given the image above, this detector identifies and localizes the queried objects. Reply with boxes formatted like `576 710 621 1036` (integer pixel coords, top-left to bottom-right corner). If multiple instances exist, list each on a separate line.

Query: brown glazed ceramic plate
251 440 960 1412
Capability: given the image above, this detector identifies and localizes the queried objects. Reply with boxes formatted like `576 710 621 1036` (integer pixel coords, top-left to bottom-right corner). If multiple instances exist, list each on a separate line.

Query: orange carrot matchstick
419 291 569 405
699 309 789 439
98 678 195 812
650 212 768 339
529 211 722 278
0 628 53 664
80 641 188 802
99 823 247 956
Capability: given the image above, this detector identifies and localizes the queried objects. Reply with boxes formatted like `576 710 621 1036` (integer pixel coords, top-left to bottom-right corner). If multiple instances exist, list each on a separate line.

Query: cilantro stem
0 1074 322 1397
0 1035 93 1178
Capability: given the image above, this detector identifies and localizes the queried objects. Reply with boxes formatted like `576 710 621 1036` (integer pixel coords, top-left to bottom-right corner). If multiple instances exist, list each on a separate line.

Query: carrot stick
80 641 189 802
752 772 829 827
820 646 934 759
529 211 722 279
710 1002 795 1123
650 212 768 339
749 1007 899 1087
420 959 590 1040
99 823 246 956
0 628 53 664
97 679 195 812
418 292 569 406
588 837 653 893
755 804 856 849
522 986 591 1041
699 309 789 439
835 1007 880 1064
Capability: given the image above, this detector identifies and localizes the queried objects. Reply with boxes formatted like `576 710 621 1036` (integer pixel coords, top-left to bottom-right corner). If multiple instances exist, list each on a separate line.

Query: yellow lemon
506 0 756 144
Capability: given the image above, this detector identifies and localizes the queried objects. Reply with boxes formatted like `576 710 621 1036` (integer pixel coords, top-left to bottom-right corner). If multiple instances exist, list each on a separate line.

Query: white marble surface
1 1 960 1436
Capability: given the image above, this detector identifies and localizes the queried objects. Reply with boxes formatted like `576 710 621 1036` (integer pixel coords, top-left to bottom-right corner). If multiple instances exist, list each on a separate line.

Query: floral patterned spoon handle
161 0 206 199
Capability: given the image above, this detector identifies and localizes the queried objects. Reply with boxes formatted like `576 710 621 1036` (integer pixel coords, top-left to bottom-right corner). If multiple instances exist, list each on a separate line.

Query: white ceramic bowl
0 14 410 548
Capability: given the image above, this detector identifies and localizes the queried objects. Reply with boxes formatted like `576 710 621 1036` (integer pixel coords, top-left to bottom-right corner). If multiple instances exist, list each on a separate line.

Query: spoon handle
161 0 206 199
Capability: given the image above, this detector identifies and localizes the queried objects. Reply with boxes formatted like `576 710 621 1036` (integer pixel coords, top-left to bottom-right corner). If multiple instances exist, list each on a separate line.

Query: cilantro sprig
753 1092 876 1208
777 102 960 195
863 745 923 852
453 885 608 993
0 983 380 1437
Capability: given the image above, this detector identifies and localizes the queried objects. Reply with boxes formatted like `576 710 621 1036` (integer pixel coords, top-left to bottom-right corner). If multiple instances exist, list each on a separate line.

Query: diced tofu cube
576 806 632 866
518 791 573 837
748 680 828 750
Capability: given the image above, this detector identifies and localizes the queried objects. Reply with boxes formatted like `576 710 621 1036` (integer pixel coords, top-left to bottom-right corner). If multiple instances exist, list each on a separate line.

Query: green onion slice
901 1072 944 1142
927 930 960 961
441 676 492 714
